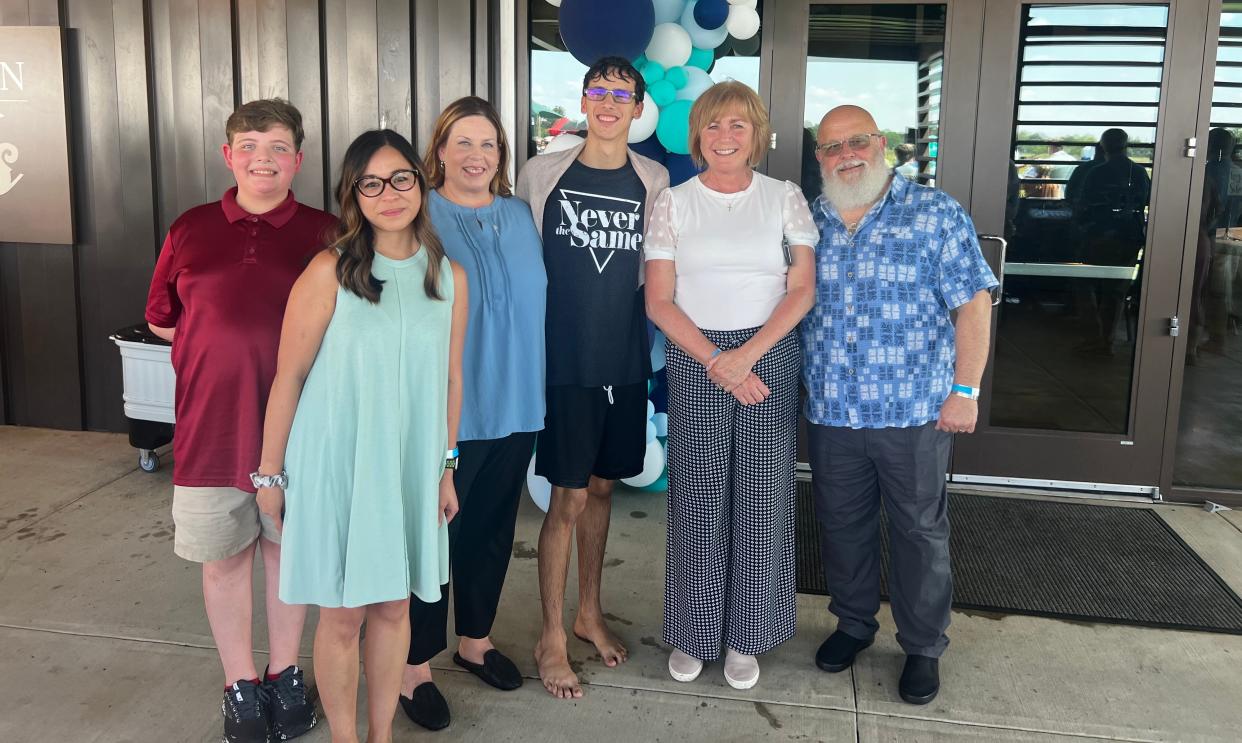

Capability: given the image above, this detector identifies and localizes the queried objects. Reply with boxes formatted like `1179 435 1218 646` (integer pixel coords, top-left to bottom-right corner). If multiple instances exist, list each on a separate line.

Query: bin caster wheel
139 450 160 473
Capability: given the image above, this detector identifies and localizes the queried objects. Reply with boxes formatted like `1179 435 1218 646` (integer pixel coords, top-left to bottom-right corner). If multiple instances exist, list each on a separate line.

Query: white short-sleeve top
645 172 819 331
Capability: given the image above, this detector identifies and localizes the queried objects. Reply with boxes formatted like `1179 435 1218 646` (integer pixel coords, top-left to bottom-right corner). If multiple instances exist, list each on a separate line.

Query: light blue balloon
675 66 714 101
641 61 666 84
650 329 667 372
652 0 688 25
647 399 656 418
665 65 689 89
648 79 677 107
657 99 693 154
680 1 730 50
687 45 715 71
646 420 657 443
653 412 668 438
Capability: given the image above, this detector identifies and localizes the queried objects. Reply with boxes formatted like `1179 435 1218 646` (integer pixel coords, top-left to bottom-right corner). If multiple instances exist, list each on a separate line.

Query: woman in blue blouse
399 96 547 731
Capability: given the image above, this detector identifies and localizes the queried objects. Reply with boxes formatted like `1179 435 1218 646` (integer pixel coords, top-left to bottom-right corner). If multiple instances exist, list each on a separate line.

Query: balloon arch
529 0 762 508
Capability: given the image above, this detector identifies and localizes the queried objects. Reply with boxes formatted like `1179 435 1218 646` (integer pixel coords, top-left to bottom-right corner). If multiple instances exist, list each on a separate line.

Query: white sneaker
723 648 759 690
668 649 703 682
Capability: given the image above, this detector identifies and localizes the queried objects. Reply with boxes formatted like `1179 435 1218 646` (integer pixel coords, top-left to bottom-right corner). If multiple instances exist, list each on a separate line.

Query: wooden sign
0 27 73 245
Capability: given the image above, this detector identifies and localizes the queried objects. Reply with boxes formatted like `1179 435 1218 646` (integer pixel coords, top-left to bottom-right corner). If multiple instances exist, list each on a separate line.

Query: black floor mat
795 483 1242 634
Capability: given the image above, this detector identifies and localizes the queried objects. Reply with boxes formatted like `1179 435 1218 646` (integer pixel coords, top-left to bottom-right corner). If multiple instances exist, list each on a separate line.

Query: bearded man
799 106 997 705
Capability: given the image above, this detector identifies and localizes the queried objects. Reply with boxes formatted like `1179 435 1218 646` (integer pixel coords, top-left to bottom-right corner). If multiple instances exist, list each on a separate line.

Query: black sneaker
898 654 940 705
221 679 271 743
263 665 317 740
815 630 874 673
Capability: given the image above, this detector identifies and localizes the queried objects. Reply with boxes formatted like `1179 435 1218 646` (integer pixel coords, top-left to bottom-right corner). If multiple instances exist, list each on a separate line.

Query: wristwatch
445 447 460 471
250 469 288 489
951 383 981 401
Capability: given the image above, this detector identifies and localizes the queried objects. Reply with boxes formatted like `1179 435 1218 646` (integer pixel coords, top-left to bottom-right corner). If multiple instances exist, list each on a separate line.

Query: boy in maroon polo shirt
145 99 336 743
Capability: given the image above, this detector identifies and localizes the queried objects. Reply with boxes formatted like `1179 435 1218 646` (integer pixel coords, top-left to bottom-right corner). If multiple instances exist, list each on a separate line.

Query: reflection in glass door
954 1 1208 492
1173 10 1242 492
989 4 1164 434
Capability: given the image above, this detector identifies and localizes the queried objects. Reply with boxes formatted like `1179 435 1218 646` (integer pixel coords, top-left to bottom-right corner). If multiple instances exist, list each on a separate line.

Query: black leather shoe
453 649 523 691
899 655 940 705
399 682 450 731
815 630 874 673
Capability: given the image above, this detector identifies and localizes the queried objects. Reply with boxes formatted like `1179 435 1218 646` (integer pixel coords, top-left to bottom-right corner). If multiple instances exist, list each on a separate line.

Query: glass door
952 0 1213 495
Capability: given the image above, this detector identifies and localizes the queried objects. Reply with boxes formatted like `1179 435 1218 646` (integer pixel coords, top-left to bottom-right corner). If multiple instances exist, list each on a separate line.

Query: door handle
977 234 1007 306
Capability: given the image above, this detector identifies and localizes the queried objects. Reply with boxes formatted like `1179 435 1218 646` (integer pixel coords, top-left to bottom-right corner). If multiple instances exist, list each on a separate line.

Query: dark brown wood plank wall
0 0 487 431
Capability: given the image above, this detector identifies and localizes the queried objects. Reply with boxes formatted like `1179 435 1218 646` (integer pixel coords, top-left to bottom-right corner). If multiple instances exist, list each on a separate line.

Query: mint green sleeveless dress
279 249 453 608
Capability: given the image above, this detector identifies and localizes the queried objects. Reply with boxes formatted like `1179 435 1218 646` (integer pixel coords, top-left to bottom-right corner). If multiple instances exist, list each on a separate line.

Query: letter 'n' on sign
0 28 74 245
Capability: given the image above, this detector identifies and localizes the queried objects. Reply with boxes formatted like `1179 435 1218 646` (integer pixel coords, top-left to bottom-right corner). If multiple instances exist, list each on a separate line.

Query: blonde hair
688 81 771 169
422 96 513 196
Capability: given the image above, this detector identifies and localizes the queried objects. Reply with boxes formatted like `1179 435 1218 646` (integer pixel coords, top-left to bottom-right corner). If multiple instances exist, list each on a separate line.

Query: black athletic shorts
534 382 647 489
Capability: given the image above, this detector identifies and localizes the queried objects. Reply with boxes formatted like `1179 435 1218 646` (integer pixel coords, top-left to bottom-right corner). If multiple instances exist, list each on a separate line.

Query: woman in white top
645 81 818 690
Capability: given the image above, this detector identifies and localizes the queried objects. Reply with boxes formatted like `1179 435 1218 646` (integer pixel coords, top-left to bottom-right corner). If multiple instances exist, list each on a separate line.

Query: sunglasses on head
353 168 422 198
583 86 636 104
816 133 883 158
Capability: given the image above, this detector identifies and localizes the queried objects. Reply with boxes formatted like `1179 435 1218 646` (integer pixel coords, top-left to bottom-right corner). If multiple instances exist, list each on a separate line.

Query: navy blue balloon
630 133 668 163
693 0 729 30
559 0 656 67
664 152 703 187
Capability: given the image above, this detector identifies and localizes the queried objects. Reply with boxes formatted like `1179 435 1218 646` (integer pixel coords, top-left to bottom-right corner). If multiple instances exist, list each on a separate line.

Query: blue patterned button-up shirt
800 175 998 429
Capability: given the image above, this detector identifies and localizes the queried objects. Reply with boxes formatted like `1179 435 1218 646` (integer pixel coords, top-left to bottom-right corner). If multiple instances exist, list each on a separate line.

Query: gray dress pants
806 421 953 658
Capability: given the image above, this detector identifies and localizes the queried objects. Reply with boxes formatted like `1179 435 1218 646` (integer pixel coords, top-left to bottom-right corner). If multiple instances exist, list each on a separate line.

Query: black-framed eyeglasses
353 169 422 198
583 86 636 104
816 133 883 158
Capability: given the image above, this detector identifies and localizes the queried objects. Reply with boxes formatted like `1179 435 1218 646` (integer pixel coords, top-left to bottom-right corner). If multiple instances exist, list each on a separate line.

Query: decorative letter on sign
0 27 74 245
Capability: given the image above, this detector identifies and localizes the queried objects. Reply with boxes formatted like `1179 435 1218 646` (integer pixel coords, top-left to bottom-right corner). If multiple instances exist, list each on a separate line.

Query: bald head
817 105 880 146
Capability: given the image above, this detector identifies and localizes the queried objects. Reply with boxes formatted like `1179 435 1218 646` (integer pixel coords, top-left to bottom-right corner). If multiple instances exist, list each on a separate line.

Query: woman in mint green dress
254 129 467 743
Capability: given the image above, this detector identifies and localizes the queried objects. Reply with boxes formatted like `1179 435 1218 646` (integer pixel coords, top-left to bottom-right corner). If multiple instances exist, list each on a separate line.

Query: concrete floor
1 425 1240 742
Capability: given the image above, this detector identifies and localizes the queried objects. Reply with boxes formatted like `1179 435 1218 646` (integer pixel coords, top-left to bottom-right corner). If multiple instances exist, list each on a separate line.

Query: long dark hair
331 129 445 302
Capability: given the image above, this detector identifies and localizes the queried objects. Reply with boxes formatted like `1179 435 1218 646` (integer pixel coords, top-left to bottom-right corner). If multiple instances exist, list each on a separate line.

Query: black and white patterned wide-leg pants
662 327 800 662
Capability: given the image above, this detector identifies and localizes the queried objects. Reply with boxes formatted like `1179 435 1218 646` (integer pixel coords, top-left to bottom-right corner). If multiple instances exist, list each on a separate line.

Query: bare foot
573 613 628 667
534 634 582 700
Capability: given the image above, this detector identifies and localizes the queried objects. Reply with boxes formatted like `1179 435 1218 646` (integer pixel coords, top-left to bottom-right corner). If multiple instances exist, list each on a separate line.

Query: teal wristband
951 383 980 400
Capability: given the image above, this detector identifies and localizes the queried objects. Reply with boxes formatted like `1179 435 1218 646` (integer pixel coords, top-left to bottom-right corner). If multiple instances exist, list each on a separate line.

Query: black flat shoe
899 655 940 705
815 630 874 673
453 649 523 691
399 682 450 731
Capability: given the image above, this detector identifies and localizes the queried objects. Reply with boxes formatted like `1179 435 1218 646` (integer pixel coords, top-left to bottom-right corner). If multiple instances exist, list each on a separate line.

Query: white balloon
627 102 660 143
726 5 761 40
544 133 584 153
653 412 669 438
622 439 667 488
652 0 687 24
681 1 730 50
645 22 693 69
546 0 561 6
675 66 715 101
726 0 749 4
526 455 552 512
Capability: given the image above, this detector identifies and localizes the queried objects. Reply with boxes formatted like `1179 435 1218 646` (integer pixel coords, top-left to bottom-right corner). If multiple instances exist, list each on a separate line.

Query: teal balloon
641 61 666 84
633 54 649 68
639 470 669 492
687 46 714 70
656 99 693 154
648 79 677 107
665 65 689 89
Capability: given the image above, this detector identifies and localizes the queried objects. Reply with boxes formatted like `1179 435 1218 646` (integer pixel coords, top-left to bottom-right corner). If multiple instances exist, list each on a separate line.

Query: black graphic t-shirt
541 159 652 387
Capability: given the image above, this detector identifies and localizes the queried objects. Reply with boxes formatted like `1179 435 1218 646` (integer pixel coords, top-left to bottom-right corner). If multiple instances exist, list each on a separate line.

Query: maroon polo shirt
145 187 338 492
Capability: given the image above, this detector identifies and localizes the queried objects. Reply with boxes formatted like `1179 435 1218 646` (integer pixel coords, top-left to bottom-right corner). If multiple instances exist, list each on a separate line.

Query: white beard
820 152 892 212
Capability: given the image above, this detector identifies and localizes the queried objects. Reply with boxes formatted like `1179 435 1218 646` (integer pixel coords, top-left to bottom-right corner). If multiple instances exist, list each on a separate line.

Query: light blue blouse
428 189 548 442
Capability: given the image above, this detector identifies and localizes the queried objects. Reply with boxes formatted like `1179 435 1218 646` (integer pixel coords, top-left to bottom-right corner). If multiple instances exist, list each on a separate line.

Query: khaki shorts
171 486 281 563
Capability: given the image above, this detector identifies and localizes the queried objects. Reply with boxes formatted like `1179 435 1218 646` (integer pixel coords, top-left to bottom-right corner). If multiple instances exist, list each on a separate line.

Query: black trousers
406 431 537 665
806 421 954 658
